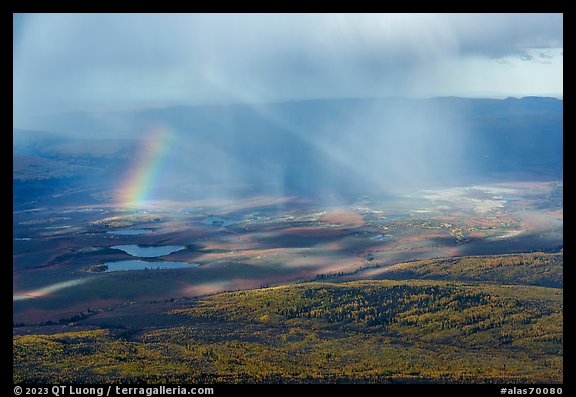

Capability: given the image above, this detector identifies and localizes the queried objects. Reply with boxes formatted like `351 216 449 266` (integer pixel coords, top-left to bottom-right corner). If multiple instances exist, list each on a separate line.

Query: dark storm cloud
446 13 562 58
13 13 563 122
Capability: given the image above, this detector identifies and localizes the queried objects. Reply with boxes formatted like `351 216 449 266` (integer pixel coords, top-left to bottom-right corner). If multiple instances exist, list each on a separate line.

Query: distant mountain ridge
15 96 562 139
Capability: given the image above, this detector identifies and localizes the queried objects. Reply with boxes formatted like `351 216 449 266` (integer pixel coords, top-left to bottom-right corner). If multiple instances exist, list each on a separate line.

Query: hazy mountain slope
13 97 562 192
12 96 562 212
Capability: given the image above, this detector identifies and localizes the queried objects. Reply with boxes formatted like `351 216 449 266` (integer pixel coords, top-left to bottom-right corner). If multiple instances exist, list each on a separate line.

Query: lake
371 234 394 240
383 214 412 219
104 260 199 272
111 245 186 257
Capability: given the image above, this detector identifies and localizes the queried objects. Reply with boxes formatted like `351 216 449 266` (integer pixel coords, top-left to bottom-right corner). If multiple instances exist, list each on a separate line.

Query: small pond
104 260 198 272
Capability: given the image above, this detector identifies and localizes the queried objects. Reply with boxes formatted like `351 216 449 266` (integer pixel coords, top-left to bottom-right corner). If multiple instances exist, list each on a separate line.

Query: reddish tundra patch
321 210 365 227
178 280 235 297
282 227 347 237
550 209 563 219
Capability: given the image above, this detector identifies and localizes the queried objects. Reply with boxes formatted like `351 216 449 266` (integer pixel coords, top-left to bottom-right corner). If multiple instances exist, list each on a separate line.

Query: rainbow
116 125 173 209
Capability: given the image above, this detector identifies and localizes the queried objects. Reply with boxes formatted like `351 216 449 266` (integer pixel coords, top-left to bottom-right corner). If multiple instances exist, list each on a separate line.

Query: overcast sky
13 13 563 122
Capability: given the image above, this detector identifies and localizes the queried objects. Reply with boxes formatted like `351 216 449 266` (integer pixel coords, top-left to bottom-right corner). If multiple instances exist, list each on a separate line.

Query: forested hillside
14 275 562 383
